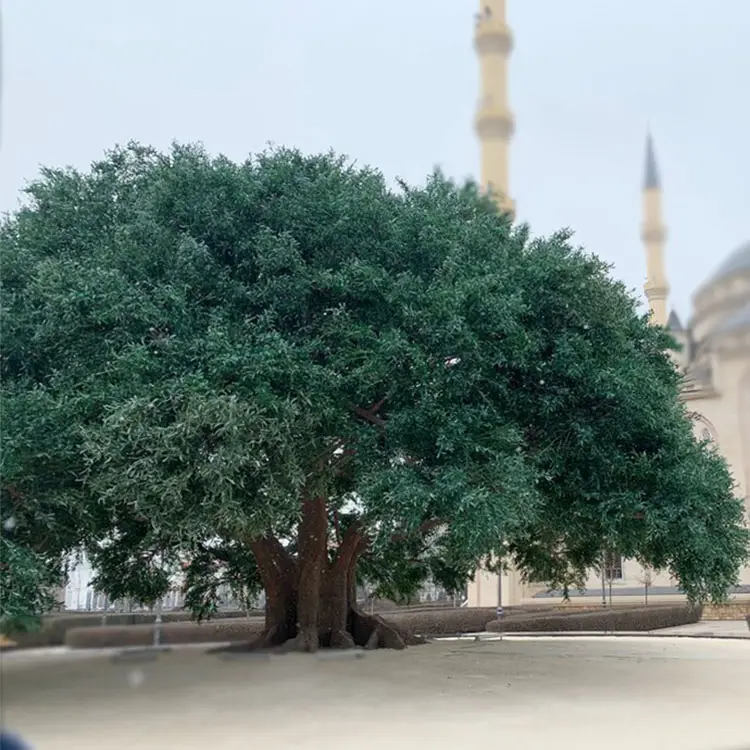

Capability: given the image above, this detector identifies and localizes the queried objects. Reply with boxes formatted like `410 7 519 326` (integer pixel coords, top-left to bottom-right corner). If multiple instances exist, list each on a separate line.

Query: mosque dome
704 241 750 287
716 301 750 335
690 240 750 345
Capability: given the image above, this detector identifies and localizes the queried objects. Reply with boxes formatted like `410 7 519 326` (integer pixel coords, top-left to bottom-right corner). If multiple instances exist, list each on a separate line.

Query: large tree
1 143 747 647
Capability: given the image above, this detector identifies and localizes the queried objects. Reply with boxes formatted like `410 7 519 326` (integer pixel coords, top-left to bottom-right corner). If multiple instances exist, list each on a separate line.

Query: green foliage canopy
1 143 747 630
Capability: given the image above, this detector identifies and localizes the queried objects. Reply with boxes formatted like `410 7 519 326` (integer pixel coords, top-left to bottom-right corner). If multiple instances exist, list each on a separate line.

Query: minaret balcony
493 195 516 219
474 17 514 56
644 282 670 298
641 225 667 243
475 102 515 139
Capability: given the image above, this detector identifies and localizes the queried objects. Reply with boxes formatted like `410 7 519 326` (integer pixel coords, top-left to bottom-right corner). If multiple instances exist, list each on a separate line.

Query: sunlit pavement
653 620 749 637
2 637 749 750
444 619 750 640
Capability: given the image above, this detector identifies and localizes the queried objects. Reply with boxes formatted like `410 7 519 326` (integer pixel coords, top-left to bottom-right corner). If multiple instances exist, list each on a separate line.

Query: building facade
467 0 750 607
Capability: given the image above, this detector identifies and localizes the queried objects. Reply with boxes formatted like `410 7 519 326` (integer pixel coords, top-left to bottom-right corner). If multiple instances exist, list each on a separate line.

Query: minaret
474 1 515 216
641 131 669 326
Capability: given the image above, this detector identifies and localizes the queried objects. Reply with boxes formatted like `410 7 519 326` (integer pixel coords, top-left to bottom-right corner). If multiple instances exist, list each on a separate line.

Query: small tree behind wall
637 565 654 606
602 547 622 607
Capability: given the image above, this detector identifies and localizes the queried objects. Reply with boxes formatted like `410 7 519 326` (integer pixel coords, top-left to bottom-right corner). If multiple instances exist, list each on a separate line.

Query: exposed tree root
278 628 320 654
328 629 356 649
235 500 434 655
209 626 286 655
208 614 425 655
350 608 425 650
402 631 428 646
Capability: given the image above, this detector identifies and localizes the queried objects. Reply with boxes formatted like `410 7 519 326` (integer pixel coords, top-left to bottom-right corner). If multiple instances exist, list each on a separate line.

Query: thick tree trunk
248 536 297 648
218 514 426 653
317 524 369 648
283 493 329 652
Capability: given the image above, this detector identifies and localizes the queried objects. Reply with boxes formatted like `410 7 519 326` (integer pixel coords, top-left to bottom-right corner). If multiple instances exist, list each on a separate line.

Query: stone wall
701 600 750 620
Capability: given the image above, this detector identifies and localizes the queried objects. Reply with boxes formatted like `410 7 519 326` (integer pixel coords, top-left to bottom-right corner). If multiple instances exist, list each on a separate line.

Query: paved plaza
2 634 749 750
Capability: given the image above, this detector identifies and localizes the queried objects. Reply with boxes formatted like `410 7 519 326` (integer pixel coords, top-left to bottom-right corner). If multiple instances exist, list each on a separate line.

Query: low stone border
9 605 492 649
5 610 252 650
65 617 266 649
64 608 507 650
486 605 701 633
67 607 505 649
8 601 696 650
437 631 750 642
702 600 750 620
51 604 707 650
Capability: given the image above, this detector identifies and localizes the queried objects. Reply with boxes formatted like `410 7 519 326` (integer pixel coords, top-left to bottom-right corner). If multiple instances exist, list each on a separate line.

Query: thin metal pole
496 564 504 618
153 547 165 648
153 597 163 648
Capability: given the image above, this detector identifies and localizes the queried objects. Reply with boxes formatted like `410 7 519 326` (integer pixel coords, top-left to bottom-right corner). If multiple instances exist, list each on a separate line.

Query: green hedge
485 605 702 633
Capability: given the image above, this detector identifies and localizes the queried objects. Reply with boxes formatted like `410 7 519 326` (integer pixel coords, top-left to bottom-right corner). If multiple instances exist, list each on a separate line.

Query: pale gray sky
2 1 748 320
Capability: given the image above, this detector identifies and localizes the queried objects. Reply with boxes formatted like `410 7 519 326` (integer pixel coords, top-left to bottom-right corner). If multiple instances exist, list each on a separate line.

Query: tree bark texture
238 503 424 653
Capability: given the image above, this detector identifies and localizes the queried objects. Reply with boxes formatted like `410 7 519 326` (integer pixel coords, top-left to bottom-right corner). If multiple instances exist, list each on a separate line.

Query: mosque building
467 0 750 606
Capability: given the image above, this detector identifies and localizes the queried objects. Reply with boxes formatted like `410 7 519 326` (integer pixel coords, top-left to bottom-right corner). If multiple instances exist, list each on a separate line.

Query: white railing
62 585 258 613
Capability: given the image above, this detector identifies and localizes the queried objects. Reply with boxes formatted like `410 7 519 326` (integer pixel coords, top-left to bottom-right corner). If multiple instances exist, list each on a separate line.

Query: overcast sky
2 1 748 320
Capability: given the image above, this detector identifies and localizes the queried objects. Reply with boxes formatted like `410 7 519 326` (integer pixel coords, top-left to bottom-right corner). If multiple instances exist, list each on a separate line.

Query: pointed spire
667 309 683 332
643 130 660 190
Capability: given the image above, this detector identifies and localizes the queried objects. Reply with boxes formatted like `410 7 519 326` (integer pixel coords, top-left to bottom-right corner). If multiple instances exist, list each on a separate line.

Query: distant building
59 551 256 613
468 0 749 607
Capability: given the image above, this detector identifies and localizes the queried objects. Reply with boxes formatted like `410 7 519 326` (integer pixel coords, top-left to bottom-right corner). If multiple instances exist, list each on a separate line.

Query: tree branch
265 535 295 576
333 510 342 546
250 534 295 585
2 484 25 511
331 447 357 475
331 522 365 573
369 397 387 414
349 401 387 427
389 518 447 544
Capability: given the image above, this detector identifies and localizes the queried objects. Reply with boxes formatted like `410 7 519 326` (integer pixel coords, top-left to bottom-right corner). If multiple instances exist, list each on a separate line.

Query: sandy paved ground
2 636 749 750
656 620 749 637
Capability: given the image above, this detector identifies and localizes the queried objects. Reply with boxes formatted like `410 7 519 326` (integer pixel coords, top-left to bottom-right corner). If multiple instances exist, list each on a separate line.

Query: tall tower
641 131 669 326
474 1 515 216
